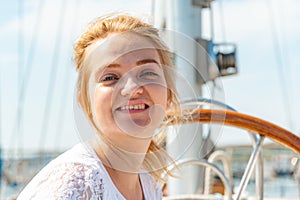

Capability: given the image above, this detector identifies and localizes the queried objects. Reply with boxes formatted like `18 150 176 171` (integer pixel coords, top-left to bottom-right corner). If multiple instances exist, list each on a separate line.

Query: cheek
93 87 113 122
149 85 168 108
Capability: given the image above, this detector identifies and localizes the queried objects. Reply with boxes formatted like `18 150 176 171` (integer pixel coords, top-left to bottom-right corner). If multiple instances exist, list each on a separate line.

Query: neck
92 135 151 173
105 167 144 199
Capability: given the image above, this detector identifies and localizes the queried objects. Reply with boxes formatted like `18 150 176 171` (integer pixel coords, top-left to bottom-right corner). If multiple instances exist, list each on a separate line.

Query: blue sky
0 0 299 151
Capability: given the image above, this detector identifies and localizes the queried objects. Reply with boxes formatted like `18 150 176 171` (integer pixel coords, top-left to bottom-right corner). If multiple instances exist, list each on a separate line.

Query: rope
265 0 294 131
15 0 24 156
20 0 45 98
54 0 81 151
218 0 227 42
10 0 45 155
0 62 2 148
38 0 67 152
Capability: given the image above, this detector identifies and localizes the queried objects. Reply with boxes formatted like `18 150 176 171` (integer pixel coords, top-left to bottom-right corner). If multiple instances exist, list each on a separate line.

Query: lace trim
28 162 104 200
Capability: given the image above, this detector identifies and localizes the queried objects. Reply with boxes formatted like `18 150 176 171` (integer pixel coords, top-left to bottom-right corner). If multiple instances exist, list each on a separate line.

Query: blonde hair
74 13 180 182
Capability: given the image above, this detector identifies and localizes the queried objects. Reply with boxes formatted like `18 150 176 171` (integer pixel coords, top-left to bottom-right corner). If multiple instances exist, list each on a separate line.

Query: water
0 153 58 200
0 182 24 200
233 177 300 198
264 177 299 198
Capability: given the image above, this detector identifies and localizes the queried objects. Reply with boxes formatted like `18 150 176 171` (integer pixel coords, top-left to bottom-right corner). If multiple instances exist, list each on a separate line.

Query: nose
121 77 143 96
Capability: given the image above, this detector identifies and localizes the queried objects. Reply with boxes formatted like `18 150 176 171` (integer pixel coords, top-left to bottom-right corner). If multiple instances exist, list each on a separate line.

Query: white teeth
120 104 146 110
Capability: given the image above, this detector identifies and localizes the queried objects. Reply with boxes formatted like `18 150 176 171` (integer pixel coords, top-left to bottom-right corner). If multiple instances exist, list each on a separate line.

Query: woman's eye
140 71 159 79
100 74 119 82
143 71 157 76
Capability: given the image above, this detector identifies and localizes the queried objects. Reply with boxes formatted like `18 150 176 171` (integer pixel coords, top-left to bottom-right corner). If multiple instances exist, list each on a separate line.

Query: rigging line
10 0 45 154
54 0 81 151
218 0 227 42
208 1 224 109
0 62 2 148
15 0 24 156
38 0 67 152
151 0 155 19
20 0 45 100
265 0 294 131
277 0 295 127
208 1 224 103
7 0 25 176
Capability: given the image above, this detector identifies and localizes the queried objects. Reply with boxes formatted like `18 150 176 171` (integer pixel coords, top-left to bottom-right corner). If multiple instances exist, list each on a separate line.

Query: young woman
18 14 180 200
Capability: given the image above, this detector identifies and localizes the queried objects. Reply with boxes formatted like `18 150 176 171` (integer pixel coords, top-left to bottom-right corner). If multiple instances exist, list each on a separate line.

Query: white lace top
17 143 162 200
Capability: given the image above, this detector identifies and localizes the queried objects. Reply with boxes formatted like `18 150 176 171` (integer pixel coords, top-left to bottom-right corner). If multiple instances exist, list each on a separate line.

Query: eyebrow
95 58 160 78
136 58 160 66
101 58 160 70
105 58 160 68
94 63 119 78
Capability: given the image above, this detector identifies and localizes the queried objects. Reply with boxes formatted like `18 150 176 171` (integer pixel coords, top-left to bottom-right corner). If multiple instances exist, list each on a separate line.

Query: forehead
84 32 160 70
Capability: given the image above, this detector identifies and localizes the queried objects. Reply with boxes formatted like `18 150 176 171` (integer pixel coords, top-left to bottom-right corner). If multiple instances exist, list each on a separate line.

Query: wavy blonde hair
74 13 180 182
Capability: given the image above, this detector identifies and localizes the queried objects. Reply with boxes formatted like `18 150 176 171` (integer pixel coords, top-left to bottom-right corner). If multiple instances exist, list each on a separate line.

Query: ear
77 92 83 108
166 102 171 111
166 90 172 110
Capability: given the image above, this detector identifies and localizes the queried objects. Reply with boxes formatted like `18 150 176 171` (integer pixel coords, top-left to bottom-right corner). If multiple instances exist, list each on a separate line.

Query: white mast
167 0 203 195
154 0 209 195
154 0 239 195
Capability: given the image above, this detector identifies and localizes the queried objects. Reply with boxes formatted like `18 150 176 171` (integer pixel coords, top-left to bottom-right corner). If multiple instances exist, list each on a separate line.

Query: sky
0 0 299 152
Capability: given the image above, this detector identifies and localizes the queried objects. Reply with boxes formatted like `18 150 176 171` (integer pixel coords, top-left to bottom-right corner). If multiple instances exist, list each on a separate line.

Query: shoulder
17 143 105 200
55 143 97 163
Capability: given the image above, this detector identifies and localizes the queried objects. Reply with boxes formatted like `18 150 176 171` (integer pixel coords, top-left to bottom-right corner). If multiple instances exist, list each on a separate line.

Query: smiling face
85 32 168 145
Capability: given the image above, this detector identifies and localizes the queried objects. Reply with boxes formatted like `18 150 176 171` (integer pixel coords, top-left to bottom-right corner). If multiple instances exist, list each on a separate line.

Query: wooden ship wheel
164 100 300 200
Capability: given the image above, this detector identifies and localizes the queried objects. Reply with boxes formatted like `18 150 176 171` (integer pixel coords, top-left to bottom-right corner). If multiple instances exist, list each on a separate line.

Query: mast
154 0 237 195
153 0 207 194
165 0 204 195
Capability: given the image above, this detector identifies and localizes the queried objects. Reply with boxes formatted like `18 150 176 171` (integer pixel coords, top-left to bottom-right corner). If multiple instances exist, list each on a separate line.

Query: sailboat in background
0 0 299 199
